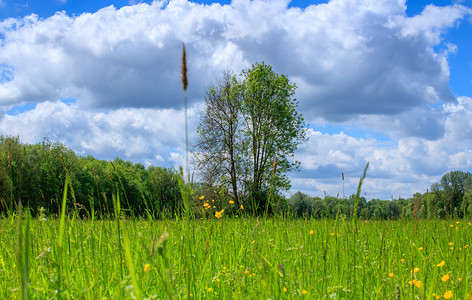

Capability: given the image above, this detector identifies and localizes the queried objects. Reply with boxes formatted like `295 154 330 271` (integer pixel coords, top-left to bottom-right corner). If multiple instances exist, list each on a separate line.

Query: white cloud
0 0 469 120
291 97 472 199
0 0 471 199
0 100 199 168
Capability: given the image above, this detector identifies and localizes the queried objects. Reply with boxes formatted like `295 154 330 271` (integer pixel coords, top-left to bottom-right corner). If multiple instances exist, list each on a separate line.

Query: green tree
437 170 472 217
238 62 307 212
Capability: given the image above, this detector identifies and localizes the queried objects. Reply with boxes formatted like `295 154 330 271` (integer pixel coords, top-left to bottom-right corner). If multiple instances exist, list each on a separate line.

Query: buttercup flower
441 274 450 282
444 290 453 299
215 209 224 219
437 261 445 267
144 263 151 272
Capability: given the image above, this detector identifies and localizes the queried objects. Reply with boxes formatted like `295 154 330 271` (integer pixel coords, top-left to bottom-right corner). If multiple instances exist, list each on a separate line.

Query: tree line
288 169 472 220
1 135 471 219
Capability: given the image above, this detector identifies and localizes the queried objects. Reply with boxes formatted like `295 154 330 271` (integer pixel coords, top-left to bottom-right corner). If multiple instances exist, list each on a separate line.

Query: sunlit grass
2 215 472 298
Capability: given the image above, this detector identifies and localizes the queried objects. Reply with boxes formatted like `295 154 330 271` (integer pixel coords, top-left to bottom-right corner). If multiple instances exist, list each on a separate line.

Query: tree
440 170 472 217
194 70 243 205
238 62 307 211
195 63 307 213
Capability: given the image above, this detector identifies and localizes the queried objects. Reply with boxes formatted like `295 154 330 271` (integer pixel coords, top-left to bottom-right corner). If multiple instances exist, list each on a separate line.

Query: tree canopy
194 62 307 213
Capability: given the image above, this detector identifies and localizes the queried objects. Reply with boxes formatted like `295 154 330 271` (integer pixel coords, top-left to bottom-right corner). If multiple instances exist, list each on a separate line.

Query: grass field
1 213 471 299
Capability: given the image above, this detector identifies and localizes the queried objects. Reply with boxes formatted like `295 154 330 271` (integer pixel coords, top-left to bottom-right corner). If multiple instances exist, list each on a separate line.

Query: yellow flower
449 242 454 246
215 278 220 283
456 227 459 231
207 287 213 292
441 274 450 282
251 240 255 244
203 203 210 209
144 263 151 272
456 221 460 224
408 279 421 288
418 247 423 251
388 272 394 278
444 290 453 299
240 204 244 210
450 224 454 227
244 270 249 275
301 289 308 295
309 230 314 235
401 258 405 262
413 267 420 273
469 222 471 226
437 261 445 267
229 200 234 204
199 195 205 200
215 209 224 219
283 287 287 293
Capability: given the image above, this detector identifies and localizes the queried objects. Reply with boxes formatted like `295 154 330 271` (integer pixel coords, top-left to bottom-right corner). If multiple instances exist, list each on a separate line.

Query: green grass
1 214 471 299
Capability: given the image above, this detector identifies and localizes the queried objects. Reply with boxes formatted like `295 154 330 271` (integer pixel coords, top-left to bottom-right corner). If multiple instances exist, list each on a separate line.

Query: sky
0 0 471 200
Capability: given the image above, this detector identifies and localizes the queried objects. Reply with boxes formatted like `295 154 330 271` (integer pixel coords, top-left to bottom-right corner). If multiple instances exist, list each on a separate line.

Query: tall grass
4 214 472 298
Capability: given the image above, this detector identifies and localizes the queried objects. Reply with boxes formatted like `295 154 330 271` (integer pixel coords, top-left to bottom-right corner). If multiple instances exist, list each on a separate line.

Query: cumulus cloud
0 100 200 167
0 0 469 119
0 0 471 199
291 97 472 199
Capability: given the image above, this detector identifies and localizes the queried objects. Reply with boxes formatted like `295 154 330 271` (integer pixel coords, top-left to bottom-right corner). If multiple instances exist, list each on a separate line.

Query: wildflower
229 200 234 204
215 209 224 219
456 227 459 231
418 247 423 251
441 274 450 282
215 278 220 283
207 288 213 293
309 230 314 235
444 290 453 299
449 242 454 246
240 205 244 210
251 240 255 244
469 222 471 226
244 270 249 275
301 289 308 295
413 267 420 273
401 258 405 262
450 224 454 227
408 279 422 288
283 287 287 292
203 203 210 209
144 263 151 272
437 261 445 267
456 221 460 224
388 272 394 278
199 195 205 200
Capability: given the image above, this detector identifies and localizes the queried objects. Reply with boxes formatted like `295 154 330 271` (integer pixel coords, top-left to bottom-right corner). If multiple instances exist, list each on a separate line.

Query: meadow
2 211 471 299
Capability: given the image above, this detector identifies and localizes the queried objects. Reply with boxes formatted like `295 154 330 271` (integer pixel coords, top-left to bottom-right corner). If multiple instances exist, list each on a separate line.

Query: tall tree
194 71 243 205
195 63 307 212
238 62 307 197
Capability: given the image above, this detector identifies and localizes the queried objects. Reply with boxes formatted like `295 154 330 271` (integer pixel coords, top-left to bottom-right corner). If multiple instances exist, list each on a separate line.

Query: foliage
195 63 307 214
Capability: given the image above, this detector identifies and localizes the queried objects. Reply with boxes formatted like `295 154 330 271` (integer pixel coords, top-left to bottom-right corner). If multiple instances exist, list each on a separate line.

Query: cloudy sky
0 0 471 200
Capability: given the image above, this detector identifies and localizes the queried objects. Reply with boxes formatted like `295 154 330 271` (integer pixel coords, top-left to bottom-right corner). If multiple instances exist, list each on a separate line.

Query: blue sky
0 0 471 199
